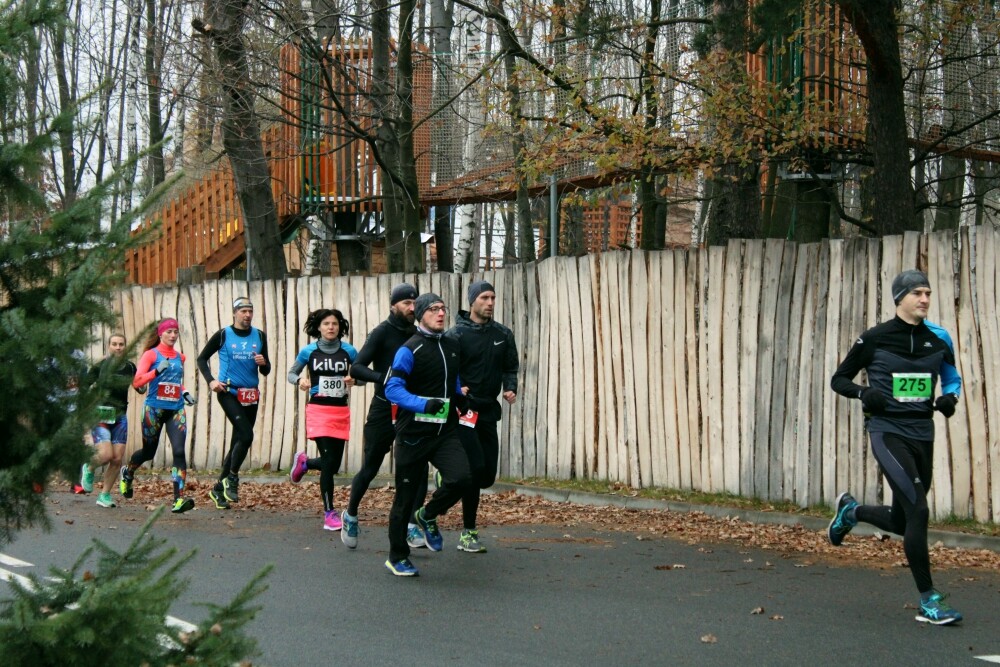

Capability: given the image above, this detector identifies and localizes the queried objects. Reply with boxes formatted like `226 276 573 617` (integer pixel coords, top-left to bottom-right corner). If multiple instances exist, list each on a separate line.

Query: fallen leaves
84 481 1000 572
700 634 718 644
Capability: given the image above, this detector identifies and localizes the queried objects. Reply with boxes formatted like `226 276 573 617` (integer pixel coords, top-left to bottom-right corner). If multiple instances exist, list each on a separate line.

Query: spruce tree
1 4 269 664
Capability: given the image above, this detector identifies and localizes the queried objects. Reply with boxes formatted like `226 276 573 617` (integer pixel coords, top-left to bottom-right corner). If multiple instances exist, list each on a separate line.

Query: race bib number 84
157 382 181 400
892 373 932 402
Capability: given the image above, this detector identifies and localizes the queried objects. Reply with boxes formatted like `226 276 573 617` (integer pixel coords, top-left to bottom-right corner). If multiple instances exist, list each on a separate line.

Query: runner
287 309 357 531
198 297 272 510
828 269 964 625
328 282 426 549
80 333 143 507
122 318 197 513
383 293 471 576
447 280 519 553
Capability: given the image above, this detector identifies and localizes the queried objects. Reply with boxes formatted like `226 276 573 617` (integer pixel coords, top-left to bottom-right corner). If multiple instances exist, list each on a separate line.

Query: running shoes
80 464 94 493
414 507 443 552
341 511 359 548
209 485 230 509
171 497 195 514
222 474 239 503
916 591 963 625
324 509 343 531
119 466 134 498
458 529 487 553
827 491 858 546
289 451 308 483
95 492 116 508
406 524 426 549
384 559 419 577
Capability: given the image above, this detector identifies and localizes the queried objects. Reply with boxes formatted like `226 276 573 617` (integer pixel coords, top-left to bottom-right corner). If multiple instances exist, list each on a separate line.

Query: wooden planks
98 229 1000 522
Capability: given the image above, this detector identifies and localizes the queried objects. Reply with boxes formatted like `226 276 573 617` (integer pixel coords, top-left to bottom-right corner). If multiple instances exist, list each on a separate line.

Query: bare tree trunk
705 0 760 244
639 0 664 250
144 0 166 187
193 0 288 280
430 0 456 271
838 0 919 235
51 19 78 205
494 4 532 263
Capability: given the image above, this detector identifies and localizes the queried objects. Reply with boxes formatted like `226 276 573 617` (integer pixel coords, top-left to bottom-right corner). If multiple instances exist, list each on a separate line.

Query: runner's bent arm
257 330 272 376
197 329 225 383
349 327 383 384
384 347 431 413
830 335 876 399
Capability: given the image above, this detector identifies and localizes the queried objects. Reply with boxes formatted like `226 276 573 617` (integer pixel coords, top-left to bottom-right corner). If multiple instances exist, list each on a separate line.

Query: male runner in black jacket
322 283 426 549
447 280 518 553
383 293 471 576
828 269 963 625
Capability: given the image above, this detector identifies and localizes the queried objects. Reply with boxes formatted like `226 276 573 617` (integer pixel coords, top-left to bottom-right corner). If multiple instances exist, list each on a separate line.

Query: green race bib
892 373 932 402
414 398 450 424
97 405 117 424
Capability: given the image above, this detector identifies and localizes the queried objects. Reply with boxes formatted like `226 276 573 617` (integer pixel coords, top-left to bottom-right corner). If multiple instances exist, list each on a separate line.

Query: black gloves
454 392 470 414
182 391 196 406
424 398 446 415
155 359 170 375
934 393 958 418
859 387 887 414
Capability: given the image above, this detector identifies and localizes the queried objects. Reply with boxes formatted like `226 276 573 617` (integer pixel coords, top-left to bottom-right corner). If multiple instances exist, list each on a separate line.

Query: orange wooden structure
126 41 432 285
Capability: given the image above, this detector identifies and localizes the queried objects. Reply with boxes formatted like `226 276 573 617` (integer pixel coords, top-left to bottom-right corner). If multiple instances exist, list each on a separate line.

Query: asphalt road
4 491 1000 666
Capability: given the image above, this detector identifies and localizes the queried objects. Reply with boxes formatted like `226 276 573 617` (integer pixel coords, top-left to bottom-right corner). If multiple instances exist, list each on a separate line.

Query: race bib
97 405 117 424
892 373 932 402
237 387 259 406
415 398 450 424
459 409 479 428
317 376 347 398
156 382 181 400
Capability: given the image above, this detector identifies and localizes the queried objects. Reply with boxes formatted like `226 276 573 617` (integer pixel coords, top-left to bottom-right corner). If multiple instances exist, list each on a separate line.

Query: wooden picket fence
88 226 1000 522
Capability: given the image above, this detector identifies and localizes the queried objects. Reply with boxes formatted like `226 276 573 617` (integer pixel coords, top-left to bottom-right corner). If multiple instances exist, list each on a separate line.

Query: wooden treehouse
125 41 433 285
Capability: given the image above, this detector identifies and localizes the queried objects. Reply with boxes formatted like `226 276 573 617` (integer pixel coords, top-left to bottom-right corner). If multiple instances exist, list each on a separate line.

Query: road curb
246 474 1000 553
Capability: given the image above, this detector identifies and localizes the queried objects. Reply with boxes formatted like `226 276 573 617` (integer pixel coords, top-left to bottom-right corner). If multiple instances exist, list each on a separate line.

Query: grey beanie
892 270 930 304
414 292 444 321
467 280 495 305
232 297 253 311
390 282 418 305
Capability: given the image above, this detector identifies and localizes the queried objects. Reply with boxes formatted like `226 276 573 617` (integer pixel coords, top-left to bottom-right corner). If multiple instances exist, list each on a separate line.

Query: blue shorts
92 417 128 445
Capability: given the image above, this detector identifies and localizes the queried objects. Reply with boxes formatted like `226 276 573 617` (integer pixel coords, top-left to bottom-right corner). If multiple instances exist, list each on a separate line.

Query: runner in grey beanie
891 270 931 305
414 293 444 321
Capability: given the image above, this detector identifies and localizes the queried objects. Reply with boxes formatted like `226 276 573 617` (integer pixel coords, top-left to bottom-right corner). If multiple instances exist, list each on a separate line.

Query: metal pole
549 174 558 257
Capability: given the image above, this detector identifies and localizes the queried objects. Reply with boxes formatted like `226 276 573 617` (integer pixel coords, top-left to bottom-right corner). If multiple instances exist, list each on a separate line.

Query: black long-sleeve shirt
446 310 519 420
349 311 415 400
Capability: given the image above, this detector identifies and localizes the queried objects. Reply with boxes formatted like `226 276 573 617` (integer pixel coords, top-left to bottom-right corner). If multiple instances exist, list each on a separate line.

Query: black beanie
891 270 930 305
467 280 495 305
414 293 444 321
390 283 418 305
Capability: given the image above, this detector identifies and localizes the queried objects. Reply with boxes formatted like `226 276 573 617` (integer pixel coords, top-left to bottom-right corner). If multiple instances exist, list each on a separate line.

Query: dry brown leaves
111 478 1000 572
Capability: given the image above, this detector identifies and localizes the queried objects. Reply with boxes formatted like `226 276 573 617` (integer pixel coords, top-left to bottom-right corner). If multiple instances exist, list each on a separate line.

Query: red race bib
237 387 259 406
156 382 180 400
459 410 479 428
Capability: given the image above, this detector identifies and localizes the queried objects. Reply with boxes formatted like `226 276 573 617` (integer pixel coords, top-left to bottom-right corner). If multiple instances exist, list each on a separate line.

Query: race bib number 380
892 373 932 402
317 376 347 398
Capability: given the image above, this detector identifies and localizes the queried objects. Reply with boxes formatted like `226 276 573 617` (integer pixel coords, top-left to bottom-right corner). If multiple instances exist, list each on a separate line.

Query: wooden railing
90 226 1000 523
